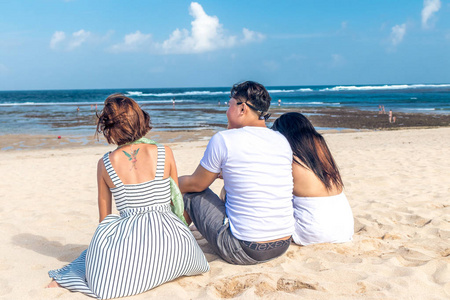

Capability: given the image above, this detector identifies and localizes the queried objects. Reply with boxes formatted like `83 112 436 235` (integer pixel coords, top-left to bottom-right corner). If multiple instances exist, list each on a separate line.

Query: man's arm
178 164 219 193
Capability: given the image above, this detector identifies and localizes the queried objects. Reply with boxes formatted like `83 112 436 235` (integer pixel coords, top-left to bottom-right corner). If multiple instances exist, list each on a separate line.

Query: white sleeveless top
292 192 354 246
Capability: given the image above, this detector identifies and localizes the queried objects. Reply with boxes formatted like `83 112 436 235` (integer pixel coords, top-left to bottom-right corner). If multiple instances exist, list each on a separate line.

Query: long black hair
272 112 343 190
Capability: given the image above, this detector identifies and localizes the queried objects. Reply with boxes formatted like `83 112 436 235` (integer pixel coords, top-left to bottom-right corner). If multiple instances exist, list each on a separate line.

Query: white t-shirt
200 126 294 241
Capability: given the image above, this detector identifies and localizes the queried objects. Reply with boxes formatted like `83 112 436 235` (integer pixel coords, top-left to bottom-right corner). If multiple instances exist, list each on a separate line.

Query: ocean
1 83 449 135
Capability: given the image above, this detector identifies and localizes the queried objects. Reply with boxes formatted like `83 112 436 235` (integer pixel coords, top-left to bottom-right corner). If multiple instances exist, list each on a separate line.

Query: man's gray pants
183 188 259 265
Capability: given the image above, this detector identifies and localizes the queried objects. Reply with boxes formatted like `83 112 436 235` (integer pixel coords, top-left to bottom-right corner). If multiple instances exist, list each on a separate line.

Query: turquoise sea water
1 83 449 135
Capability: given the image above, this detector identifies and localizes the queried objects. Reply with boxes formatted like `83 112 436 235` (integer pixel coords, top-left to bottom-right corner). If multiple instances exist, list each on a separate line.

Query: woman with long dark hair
272 112 354 245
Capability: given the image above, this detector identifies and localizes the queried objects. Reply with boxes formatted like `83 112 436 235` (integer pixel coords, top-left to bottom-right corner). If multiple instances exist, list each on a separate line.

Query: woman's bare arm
97 158 112 223
165 146 179 186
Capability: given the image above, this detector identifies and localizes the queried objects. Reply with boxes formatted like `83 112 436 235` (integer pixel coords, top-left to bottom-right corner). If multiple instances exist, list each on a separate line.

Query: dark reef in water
269 107 450 130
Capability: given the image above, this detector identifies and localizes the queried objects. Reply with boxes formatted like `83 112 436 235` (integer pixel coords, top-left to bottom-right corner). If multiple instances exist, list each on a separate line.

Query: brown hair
96 93 151 145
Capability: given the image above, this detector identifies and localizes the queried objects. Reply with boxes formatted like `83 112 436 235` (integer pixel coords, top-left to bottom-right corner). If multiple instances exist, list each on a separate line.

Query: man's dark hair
230 81 272 119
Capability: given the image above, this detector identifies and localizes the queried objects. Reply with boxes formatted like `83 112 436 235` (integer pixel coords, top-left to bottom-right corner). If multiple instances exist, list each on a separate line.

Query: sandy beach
1 127 449 299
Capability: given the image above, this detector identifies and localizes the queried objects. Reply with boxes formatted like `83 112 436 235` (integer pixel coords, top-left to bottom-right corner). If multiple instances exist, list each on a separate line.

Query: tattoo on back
122 146 140 170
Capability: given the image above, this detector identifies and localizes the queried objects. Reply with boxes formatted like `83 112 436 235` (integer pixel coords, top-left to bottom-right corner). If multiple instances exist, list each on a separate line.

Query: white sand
0 128 449 299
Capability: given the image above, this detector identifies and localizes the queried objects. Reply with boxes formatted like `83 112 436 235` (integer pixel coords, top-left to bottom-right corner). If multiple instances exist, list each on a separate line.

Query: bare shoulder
142 143 168 154
164 145 174 155
97 155 109 180
164 145 176 162
97 156 106 169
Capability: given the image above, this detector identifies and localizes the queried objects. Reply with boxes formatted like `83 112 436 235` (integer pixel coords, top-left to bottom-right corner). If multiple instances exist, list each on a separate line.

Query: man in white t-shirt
179 81 294 265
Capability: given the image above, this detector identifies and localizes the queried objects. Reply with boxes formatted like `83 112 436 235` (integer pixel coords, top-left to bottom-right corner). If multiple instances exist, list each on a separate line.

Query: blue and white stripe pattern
49 145 209 299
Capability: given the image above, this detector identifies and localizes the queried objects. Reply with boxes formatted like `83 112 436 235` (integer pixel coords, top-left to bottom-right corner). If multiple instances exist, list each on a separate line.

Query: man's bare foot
46 280 61 288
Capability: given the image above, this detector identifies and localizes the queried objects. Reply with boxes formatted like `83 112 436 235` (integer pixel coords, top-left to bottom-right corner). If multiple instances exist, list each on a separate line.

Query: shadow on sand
12 233 87 262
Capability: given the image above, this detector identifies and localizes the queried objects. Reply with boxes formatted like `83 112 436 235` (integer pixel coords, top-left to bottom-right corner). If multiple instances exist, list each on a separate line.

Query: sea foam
125 91 227 97
320 83 450 92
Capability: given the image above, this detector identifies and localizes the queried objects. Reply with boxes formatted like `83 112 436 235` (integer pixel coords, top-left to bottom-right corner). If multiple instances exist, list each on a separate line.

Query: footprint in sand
397 247 433 267
381 233 402 240
213 273 263 298
213 273 319 298
440 248 450 257
276 277 318 293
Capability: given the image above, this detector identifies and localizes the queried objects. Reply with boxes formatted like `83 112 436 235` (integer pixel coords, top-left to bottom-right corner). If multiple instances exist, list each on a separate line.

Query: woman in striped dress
47 94 209 299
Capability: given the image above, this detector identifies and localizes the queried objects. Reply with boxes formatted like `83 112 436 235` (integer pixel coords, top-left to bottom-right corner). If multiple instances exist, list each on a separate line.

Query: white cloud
159 2 237 54
68 29 91 50
422 0 441 29
50 29 92 51
51 2 264 55
241 28 265 43
152 2 263 54
50 31 66 49
390 24 406 46
110 31 152 53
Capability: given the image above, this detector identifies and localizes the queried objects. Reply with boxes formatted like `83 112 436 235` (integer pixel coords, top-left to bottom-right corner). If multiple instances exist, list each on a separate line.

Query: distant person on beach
393 115 396 123
47 94 209 298
382 105 386 114
272 112 354 246
172 97 175 108
179 81 294 265
76 106 80 113
278 99 281 106
389 109 393 123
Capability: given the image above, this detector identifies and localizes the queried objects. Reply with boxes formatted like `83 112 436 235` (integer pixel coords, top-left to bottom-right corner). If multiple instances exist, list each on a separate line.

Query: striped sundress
48 145 210 299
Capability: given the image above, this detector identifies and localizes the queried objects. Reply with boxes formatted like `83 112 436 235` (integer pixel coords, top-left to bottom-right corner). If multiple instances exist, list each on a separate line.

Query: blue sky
0 0 449 90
